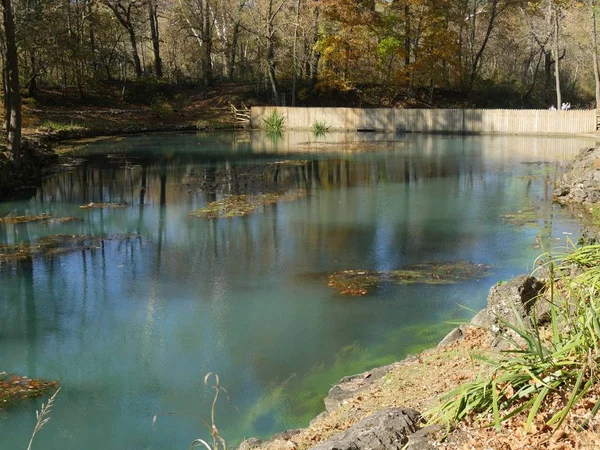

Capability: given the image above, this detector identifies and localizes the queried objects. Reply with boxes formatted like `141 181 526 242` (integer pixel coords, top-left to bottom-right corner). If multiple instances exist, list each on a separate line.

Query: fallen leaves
327 262 492 296
189 190 306 219
0 372 60 408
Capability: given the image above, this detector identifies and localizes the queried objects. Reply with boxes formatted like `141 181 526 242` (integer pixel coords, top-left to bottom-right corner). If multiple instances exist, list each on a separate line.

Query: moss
327 261 491 296
0 372 59 408
190 190 306 219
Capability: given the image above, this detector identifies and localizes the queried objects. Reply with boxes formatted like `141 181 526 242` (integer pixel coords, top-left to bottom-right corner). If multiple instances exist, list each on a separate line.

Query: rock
238 438 266 450
554 146 600 206
437 327 464 347
324 356 419 412
272 430 302 441
470 308 490 328
405 424 443 450
310 407 422 450
486 275 545 349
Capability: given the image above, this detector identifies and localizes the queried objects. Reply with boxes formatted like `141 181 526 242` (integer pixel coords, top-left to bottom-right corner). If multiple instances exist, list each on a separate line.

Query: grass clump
428 242 600 435
40 120 84 132
311 119 330 136
263 110 285 133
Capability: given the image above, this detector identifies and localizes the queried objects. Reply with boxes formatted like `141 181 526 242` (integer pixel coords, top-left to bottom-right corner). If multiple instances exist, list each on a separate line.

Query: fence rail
250 107 599 134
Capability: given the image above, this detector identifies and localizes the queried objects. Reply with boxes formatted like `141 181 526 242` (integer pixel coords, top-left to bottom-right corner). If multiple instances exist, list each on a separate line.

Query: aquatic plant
0 373 60 408
189 190 306 219
79 202 128 209
326 261 492 296
27 387 61 450
428 243 600 433
311 120 330 136
262 110 285 134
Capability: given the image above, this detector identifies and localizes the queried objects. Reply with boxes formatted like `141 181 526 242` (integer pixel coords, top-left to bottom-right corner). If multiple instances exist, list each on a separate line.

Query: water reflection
0 132 596 449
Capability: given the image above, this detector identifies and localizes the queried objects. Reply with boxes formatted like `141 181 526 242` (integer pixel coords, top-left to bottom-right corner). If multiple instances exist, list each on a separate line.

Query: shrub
151 96 174 118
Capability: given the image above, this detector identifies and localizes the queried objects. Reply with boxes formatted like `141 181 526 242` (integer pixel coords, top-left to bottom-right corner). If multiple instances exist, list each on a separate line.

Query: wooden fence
250 107 598 134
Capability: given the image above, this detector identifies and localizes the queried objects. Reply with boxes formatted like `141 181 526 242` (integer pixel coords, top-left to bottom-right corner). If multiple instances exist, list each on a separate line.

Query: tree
103 0 144 78
1 0 21 167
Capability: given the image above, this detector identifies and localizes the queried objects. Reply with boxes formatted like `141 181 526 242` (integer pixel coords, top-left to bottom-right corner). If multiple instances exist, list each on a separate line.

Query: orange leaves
0 373 60 408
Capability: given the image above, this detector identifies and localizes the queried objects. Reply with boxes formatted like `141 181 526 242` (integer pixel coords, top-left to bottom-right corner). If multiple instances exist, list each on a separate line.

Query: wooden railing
230 103 251 127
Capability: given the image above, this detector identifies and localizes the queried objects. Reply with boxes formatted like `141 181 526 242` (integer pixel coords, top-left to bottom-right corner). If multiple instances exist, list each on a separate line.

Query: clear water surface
0 131 596 449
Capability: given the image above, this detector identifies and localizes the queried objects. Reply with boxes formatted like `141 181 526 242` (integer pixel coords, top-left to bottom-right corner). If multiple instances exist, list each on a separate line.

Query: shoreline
237 146 600 449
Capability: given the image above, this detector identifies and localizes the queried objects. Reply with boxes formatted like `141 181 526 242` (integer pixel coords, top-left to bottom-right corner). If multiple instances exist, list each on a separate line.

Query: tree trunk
468 0 498 92
88 0 98 77
266 0 279 105
553 4 562 108
227 21 240 81
2 0 21 167
592 0 600 109
201 0 213 85
404 4 410 66
291 0 301 106
127 26 143 78
148 1 163 78
309 1 320 88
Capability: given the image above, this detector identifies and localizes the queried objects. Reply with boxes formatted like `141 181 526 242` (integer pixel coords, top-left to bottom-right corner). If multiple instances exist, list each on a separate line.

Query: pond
0 131 596 449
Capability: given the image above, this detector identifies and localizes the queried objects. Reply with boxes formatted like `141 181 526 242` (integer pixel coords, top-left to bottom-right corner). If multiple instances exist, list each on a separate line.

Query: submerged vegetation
189 190 306 219
326 261 491 296
0 214 80 224
429 242 600 437
0 234 138 262
0 373 59 409
501 207 542 227
79 202 128 209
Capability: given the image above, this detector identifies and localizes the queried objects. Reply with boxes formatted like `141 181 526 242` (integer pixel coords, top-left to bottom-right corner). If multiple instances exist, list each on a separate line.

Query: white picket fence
251 107 598 134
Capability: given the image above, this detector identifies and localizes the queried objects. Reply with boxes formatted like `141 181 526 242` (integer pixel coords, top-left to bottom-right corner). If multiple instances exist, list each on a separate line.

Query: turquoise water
0 132 595 449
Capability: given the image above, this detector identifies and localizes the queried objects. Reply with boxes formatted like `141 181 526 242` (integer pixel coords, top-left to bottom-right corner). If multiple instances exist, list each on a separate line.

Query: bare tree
103 0 144 78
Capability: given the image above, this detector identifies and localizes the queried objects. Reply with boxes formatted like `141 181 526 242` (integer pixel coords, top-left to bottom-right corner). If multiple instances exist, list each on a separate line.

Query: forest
0 0 599 166
1 0 600 110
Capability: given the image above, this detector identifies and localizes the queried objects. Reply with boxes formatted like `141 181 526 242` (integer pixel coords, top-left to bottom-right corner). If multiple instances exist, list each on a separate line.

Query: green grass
263 110 285 134
428 242 600 433
40 120 84 131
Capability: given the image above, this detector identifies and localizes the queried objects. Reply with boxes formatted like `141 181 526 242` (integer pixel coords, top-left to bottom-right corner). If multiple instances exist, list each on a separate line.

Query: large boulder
310 407 422 450
486 275 545 349
554 146 600 205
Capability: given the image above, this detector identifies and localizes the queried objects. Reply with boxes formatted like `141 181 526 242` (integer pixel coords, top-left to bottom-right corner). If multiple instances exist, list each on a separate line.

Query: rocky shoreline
238 145 600 450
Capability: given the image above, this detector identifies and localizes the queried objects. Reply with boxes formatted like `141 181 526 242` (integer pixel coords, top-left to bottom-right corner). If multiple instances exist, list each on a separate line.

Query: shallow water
0 132 596 449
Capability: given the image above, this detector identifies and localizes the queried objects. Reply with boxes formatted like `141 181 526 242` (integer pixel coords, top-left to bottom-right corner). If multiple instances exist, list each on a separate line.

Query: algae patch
500 206 541 227
79 202 128 209
0 214 81 224
0 234 137 262
327 261 491 296
190 190 306 219
0 372 59 408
